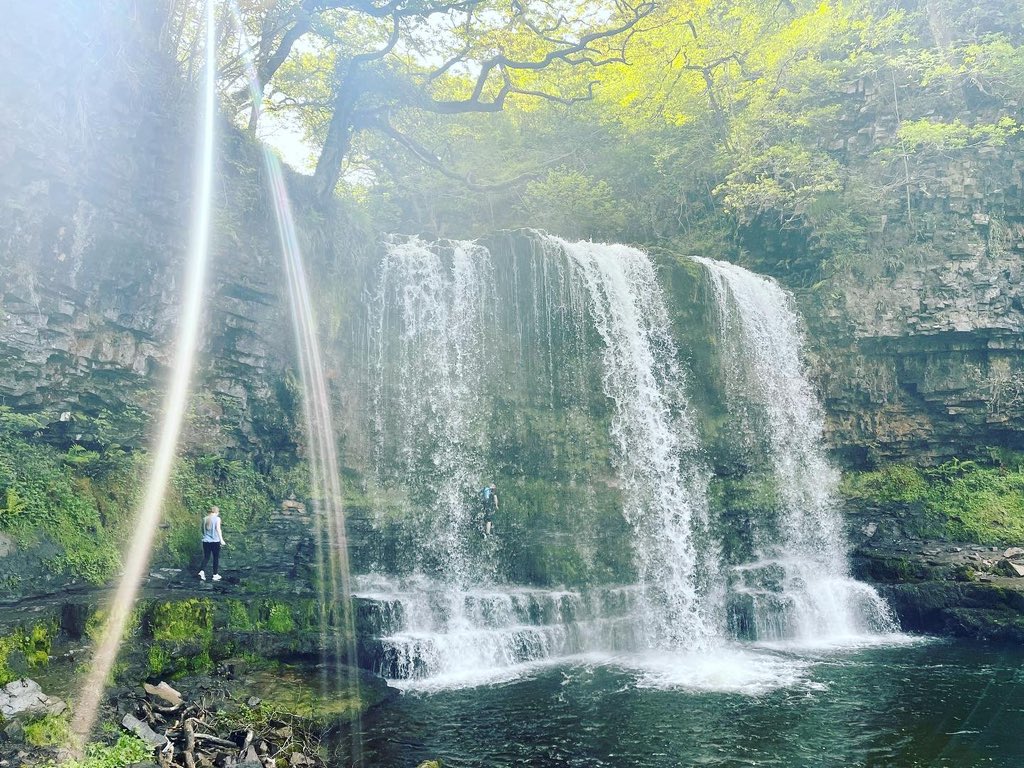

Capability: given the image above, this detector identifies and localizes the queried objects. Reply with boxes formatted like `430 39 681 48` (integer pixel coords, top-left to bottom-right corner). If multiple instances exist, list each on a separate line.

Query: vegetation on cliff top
162 0 1024 284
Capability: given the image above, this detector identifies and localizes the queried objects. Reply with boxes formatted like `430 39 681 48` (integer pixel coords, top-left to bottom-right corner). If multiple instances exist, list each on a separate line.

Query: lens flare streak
229 4 363 764
71 0 218 748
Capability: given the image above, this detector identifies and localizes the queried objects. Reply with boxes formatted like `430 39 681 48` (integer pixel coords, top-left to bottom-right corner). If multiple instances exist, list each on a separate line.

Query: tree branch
368 115 544 191
424 2 653 113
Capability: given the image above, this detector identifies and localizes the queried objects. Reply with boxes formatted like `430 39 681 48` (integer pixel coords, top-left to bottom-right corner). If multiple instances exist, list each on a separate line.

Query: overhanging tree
176 0 654 202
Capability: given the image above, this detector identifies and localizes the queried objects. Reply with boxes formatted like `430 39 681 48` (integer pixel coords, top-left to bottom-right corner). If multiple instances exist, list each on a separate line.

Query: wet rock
2 720 24 742
122 713 168 748
0 679 67 720
995 559 1024 578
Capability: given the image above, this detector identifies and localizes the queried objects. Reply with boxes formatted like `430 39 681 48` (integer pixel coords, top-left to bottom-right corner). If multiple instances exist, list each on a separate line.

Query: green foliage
521 168 627 240
928 462 1024 544
0 430 132 584
226 599 254 631
151 598 213 643
0 406 42 436
24 712 70 747
843 465 929 504
844 460 1024 544
0 633 20 686
49 735 153 768
147 644 171 677
717 144 843 225
0 621 58 685
23 622 53 669
898 116 1021 151
266 603 295 634
146 598 227 677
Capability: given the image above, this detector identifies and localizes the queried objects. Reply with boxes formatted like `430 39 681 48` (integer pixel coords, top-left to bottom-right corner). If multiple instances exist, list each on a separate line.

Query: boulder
122 713 168 748
2 719 24 742
1002 547 1024 560
0 679 67 721
995 559 1024 578
142 681 182 707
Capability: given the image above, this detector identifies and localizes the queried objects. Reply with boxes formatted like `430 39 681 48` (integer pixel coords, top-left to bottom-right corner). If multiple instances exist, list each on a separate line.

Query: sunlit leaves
898 116 1022 151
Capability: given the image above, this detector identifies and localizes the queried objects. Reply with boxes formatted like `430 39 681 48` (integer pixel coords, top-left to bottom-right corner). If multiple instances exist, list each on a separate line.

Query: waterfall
545 236 723 651
368 234 724 679
693 256 896 643
366 234 894 687
372 237 495 584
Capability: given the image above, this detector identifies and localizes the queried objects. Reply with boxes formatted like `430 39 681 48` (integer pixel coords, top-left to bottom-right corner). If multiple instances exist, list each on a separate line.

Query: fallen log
193 731 239 749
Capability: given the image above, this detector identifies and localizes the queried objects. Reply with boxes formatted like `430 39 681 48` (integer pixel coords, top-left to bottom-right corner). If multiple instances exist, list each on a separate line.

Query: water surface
362 640 1024 767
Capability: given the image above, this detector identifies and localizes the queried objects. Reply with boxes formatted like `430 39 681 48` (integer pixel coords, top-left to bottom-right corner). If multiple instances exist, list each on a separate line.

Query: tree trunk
312 68 362 202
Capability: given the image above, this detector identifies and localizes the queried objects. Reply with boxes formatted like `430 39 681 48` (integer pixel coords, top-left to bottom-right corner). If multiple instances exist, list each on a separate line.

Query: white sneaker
198 570 206 581
212 574 222 582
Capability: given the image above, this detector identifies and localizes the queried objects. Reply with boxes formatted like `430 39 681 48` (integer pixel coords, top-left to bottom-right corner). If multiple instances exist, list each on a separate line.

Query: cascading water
372 237 495 584
367 234 724 681
364 235 899 688
693 256 896 643
355 575 642 689
544 237 722 650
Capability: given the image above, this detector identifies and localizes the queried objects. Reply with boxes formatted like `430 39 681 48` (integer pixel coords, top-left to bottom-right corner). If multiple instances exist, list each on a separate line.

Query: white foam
616 648 812 696
755 631 926 653
390 653 614 693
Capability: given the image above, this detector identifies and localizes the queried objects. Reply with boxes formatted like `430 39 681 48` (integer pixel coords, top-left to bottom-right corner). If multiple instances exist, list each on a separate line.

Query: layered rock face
813 245 1024 465
0 1 298 459
806 156 1024 466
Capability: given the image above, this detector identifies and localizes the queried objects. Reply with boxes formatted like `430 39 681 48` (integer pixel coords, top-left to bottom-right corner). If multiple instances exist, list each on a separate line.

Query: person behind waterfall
480 483 498 536
198 505 225 582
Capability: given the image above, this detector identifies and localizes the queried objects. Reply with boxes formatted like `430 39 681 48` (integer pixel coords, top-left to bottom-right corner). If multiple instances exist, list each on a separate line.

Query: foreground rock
0 679 66 721
852 538 1024 641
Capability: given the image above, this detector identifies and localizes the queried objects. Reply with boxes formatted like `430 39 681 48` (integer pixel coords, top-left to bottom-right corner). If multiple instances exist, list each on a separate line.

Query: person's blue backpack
480 486 492 502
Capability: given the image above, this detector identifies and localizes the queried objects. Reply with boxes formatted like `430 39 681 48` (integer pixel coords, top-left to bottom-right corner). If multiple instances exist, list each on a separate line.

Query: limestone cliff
0 1 311 461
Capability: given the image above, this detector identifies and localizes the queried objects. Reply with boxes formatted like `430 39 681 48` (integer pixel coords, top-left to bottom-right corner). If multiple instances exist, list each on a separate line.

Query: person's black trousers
201 541 221 574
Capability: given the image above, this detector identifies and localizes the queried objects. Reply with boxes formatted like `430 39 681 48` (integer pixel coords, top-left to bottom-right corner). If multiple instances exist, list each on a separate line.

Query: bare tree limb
368 115 545 191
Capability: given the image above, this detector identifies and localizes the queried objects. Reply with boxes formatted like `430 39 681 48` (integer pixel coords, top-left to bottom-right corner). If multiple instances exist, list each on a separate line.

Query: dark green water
362 641 1024 767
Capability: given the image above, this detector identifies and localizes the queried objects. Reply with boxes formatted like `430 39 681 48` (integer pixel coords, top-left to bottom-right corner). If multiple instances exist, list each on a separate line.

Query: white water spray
372 237 495 584
355 575 642 689
546 237 723 651
694 256 896 643
72 0 217 747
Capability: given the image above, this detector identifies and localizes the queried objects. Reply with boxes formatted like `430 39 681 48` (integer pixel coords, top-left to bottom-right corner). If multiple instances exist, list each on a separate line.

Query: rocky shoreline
853 539 1024 641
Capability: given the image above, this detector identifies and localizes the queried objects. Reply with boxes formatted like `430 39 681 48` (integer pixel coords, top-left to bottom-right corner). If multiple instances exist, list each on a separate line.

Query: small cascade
545 236 723 651
694 256 896 643
355 576 642 687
